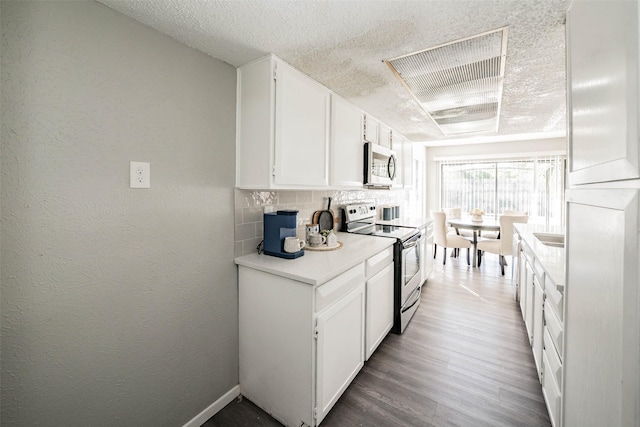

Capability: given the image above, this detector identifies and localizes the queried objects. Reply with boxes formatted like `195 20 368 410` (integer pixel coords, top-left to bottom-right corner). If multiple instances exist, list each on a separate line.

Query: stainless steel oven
398 230 424 333
342 204 423 333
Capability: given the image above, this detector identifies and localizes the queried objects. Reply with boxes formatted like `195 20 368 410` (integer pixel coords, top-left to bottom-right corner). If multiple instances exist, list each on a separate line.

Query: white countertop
514 223 565 289
234 232 395 286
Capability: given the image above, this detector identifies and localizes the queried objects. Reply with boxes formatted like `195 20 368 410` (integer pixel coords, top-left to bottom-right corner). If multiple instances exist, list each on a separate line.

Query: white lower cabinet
532 274 544 380
364 248 394 360
239 263 364 427
542 340 562 427
514 225 566 427
315 284 365 423
523 259 535 342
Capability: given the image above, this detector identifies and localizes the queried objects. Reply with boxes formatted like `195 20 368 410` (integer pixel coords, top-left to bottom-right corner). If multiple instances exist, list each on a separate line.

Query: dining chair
476 214 528 275
481 210 529 239
442 207 473 257
503 210 528 216
431 211 471 265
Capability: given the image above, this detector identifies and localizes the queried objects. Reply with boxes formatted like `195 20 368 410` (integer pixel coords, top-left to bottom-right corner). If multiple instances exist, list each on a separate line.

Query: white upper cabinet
567 0 640 185
330 95 364 188
236 55 330 189
378 123 392 149
363 114 379 145
403 138 414 189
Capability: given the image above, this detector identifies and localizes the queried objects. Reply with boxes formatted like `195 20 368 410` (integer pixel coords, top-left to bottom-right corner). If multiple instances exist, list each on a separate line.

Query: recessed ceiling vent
386 27 509 136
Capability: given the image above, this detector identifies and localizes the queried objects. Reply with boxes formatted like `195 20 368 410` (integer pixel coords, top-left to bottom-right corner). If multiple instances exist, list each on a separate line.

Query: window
439 155 565 225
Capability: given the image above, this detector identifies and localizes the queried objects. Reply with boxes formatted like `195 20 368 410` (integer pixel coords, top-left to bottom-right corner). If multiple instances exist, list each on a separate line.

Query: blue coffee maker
263 210 304 259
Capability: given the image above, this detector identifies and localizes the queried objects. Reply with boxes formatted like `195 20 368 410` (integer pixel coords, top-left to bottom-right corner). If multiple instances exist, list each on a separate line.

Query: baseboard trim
183 384 240 427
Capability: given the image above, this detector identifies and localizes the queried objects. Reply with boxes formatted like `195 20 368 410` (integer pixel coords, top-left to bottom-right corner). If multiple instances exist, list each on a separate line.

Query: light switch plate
130 161 150 189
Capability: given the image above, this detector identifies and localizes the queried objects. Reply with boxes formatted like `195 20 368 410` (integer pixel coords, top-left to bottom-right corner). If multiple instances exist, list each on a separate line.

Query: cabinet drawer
545 275 564 322
316 263 365 313
543 328 563 389
544 300 564 360
365 246 394 279
542 349 562 427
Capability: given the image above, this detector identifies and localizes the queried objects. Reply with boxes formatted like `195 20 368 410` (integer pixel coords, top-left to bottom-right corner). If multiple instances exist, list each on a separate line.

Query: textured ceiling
97 0 568 144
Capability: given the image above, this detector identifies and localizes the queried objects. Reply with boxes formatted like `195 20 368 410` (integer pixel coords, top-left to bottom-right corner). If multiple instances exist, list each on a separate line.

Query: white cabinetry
532 274 544 380
363 114 379 145
564 189 639 427
422 222 434 284
514 226 566 426
364 247 394 360
403 139 414 189
236 55 330 189
315 280 365 422
330 95 364 188
238 263 364 427
567 0 640 185
565 2 640 426
378 122 391 149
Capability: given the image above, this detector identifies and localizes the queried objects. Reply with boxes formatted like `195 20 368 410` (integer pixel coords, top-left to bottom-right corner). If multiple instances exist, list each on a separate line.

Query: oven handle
403 231 424 249
402 286 421 313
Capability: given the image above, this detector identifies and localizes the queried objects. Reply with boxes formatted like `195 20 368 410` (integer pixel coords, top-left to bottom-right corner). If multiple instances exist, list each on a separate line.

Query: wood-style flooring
205 251 551 427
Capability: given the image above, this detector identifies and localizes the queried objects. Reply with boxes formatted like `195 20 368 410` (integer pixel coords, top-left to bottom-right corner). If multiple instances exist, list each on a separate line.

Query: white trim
419 130 566 147
433 150 566 162
182 385 240 427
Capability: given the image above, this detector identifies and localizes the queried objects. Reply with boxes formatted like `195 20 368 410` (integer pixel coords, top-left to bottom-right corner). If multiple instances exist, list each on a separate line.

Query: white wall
1 1 238 425
424 137 567 213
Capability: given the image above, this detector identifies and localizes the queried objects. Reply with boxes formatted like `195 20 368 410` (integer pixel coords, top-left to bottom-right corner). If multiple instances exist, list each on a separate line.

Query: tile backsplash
234 188 423 257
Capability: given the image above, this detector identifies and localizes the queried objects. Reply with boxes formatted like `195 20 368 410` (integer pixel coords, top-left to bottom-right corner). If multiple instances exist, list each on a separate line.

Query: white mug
308 232 326 247
284 236 305 253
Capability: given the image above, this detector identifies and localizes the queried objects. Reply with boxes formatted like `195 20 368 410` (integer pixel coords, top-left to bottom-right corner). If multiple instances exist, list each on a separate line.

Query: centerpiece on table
470 208 485 222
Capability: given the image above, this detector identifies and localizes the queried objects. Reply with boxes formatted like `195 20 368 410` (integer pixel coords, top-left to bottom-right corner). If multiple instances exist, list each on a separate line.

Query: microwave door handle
387 155 396 180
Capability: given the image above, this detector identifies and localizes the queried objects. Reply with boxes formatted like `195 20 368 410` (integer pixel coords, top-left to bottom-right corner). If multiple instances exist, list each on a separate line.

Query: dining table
447 217 501 267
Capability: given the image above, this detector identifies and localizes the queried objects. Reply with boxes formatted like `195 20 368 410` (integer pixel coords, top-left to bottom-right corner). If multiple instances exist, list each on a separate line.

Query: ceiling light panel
386 27 508 136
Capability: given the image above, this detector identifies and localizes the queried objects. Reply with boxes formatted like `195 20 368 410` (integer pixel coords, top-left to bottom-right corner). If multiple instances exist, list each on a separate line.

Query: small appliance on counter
263 209 304 259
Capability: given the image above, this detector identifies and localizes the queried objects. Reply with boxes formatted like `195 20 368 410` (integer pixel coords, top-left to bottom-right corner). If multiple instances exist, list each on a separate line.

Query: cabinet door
403 139 414 189
567 0 640 185
532 275 544 381
330 95 364 188
365 263 394 360
524 260 535 341
564 189 639 427
379 123 391 149
274 61 330 186
363 114 379 144
423 224 434 280
315 284 365 424
518 247 527 318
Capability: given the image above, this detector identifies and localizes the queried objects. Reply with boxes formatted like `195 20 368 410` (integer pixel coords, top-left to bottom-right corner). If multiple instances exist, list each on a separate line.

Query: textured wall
1 1 237 425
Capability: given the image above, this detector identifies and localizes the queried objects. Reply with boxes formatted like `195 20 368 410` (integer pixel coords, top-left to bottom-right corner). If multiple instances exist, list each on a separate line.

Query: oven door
400 231 424 304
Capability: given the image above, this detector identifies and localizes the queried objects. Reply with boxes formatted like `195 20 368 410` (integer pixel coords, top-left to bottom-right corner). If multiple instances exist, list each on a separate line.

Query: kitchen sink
533 232 565 248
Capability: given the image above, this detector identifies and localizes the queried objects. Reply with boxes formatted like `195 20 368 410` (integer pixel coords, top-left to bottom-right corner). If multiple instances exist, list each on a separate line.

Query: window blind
439 155 565 225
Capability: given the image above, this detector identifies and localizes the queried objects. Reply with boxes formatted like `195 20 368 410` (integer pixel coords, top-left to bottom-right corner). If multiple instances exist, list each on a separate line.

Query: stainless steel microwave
364 142 396 187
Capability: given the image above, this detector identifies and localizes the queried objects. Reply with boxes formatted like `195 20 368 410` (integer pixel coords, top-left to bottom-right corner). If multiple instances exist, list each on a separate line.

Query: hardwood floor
205 252 550 427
